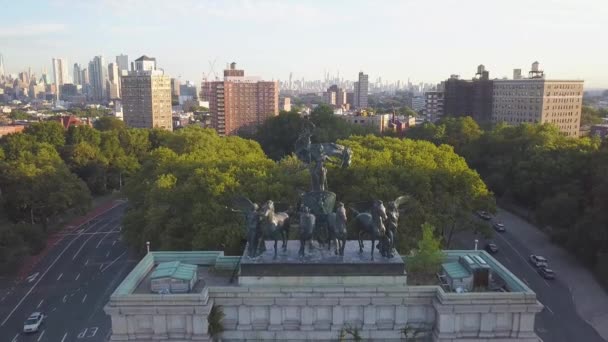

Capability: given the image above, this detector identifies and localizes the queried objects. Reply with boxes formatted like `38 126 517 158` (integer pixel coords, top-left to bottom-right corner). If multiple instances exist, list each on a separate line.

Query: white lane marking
106 251 110 258
1 295 6 302
62 294 67 303
37 329 45 341
2 228 81 326
544 304 555 315
101 251 127 273
522 277 529 285
0 204 124 326
73 223 108 260
75 273 80 281
495 233 549 284
112 240 116 247
37 299 44 309
85 259 89 266
60 332 68 342
99 263 104 270
57 273 63 281
95 225 119 248
82 294 87 303
11 333 18 342
26 272 40 283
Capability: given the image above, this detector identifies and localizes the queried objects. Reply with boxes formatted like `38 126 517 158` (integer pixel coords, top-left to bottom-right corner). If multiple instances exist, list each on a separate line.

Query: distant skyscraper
0 54 5 77
116 54 129 74
107 62 121 99
122 55 172 130
134 55 156 71
81 68 89 85
353 71 369 109
202 62 278 136
73 63 82 85
52 58 69 98
88 56 108 102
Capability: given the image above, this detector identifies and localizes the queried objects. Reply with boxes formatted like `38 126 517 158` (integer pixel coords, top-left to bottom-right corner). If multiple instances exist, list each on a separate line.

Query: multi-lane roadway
458 211 606 342
0 202 136 342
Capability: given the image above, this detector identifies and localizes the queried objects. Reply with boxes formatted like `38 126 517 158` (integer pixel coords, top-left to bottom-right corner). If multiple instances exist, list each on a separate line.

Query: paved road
455 211 605 342
0 202 136 342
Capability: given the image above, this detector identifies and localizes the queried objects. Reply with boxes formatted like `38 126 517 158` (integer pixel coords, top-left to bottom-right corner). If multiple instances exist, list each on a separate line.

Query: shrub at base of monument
406 223 443 285
208 305 225 342
338 324 363 342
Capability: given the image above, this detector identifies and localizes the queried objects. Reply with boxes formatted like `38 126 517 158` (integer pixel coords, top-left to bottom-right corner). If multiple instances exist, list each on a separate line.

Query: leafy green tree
66 125 101 146
23 121 65 149
118 128 151 160
9 110 31 120
399 106 418 117
309 104 375 143
581 106 605 126
331 135 494 252
0 142 91 227
254 110 308 160
94 117 126 131
122 127 294 254
407 223 443 277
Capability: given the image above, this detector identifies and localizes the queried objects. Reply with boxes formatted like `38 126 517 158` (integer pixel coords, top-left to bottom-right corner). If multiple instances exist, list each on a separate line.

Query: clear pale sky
2 0 607 87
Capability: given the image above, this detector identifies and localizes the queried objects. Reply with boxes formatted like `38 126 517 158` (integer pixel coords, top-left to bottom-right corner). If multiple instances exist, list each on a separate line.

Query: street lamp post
146 241 150 254
474 239 479 251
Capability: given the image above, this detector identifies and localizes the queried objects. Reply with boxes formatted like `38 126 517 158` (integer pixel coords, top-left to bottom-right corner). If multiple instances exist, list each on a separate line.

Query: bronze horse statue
327 202 347 256
351 200 389 260
259 200 291 259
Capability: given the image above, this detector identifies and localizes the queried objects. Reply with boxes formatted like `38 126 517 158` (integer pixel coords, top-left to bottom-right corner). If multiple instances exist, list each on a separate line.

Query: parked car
493 222 506 232
538 266 556 279
485 243 499 254
23 312 44 333
529 254 548 268
476 210 492 220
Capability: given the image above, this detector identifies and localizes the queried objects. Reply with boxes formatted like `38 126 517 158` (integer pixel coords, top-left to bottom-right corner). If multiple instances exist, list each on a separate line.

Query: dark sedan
485 243 499 254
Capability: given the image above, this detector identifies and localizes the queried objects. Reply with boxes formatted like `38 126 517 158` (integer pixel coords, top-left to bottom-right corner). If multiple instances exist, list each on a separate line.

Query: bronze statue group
232 122 409 261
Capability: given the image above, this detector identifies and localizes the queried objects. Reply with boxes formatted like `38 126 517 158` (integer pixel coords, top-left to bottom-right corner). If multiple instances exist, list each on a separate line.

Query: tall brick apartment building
201 63 278 136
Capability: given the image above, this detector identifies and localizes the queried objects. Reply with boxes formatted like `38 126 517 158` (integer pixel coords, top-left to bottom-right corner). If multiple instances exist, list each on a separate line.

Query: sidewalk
496 207 608 341
16 199 125 280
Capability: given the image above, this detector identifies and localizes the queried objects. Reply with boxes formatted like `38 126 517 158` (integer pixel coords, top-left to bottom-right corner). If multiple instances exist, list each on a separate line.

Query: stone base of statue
239 240 406 286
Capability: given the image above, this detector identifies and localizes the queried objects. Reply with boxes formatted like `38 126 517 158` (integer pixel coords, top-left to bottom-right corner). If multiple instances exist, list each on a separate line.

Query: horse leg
340 236 346 256
274 239 278 259
299 239 304 258
358 231 364 253
371 237 375 260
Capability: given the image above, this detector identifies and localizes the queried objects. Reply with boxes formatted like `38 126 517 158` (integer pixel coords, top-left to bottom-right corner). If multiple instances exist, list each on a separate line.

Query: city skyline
1 0 607 87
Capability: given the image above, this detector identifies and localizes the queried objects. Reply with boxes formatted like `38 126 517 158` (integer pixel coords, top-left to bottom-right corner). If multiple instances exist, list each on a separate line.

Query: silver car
23 312 44 333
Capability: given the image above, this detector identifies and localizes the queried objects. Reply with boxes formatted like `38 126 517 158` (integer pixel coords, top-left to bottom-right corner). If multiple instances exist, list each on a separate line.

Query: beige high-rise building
121 55 172 131
492 77 583 137
202 62 278 136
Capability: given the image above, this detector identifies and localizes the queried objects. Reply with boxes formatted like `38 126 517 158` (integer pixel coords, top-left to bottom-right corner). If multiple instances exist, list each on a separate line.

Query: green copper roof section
111 251 225 297
442 262 470 279
151 261 197 281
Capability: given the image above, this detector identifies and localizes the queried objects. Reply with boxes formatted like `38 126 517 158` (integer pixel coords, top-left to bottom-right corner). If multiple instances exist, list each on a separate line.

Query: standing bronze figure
294 120 353 247
385 196 409 255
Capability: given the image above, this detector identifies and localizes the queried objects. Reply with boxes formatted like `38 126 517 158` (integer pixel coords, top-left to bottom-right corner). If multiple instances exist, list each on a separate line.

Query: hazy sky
2 0 607 87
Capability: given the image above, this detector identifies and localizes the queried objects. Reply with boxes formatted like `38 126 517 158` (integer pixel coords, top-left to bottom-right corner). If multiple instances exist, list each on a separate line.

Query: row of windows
547 84 582 90
546 92 581 96
494 91 543 97
546 98 580 103
495 84 543 90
